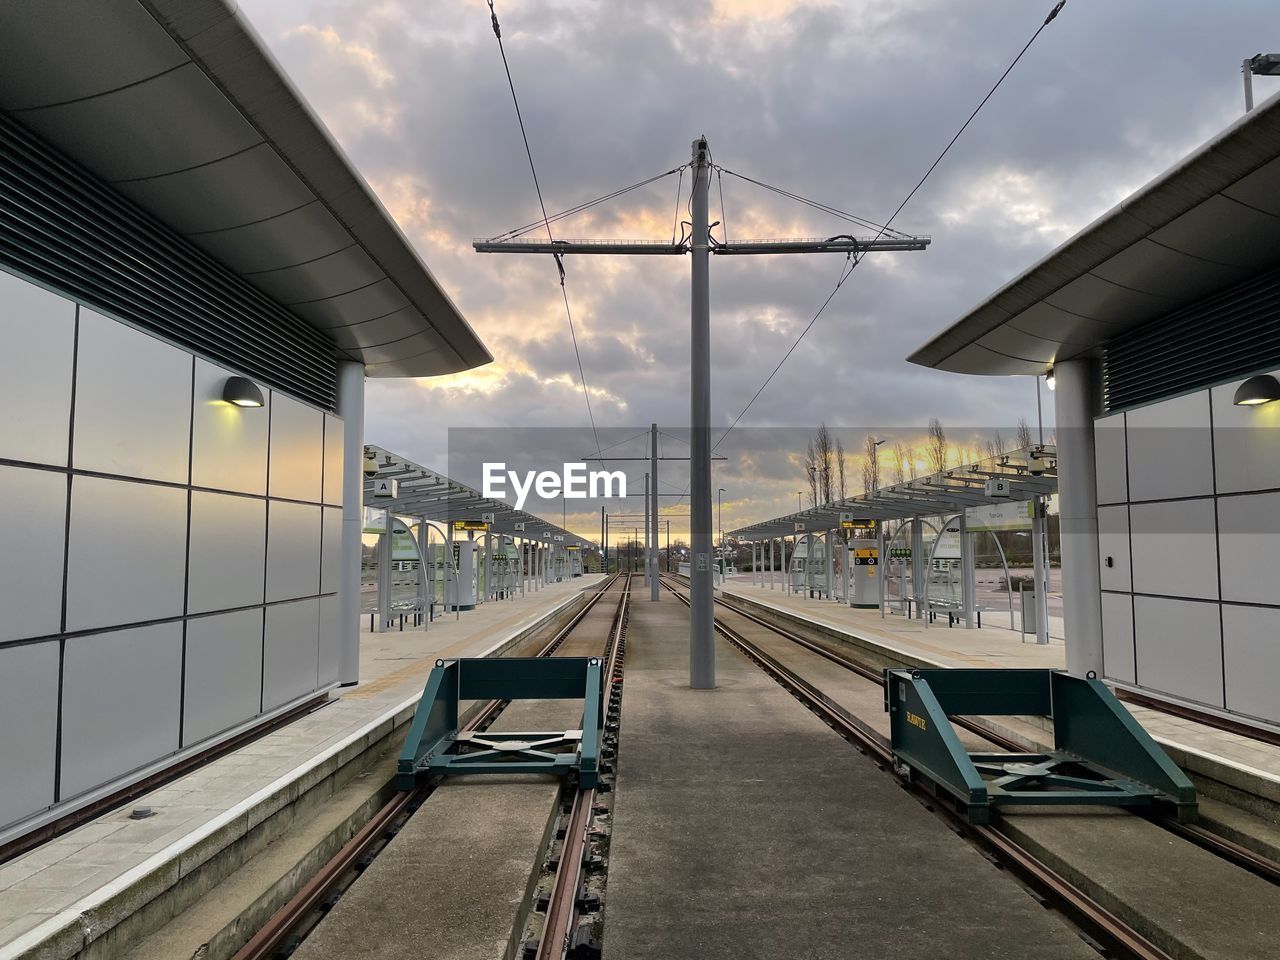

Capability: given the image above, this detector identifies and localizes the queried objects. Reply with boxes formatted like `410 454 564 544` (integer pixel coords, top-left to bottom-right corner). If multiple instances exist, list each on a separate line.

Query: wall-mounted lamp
1233 374 1280 406
1045 367 1056 392
223 376 264 407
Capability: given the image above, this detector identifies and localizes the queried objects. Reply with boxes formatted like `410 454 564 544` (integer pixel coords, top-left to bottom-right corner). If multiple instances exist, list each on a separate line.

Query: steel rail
658 576 1177 960
536 573 631 960
232 574 625 960
688 582 1280 888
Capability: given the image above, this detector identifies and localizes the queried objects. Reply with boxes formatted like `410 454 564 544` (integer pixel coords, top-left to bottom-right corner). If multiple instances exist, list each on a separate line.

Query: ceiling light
223 376 264 407
1045 367 1056 392
1233 374 1280 406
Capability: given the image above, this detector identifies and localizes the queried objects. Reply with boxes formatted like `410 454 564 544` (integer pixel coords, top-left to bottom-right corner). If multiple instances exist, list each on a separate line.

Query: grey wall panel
73 308 192 484
0 268 75 467
1101 592 1136 684
263 598 319 711
61 622 182 798
1125 390 1214 502
1129 498 1218 600
321 506 342 595
0 465 67 642
269 394 323 503
183 608 264 745
191 358 269 495
65 476 187 631
1096 504 1132 593
0 642 59 828
323 415 344 506
1094 413 1128 505
1217 491 1280 605
266 501 321 602
1211 369 1280 495
318 594 341 687
188 491 266 614
1133 596 1223 708
1222 604 1280 724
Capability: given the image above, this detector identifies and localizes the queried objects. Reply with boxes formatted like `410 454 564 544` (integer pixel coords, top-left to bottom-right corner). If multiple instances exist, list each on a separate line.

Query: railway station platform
0 575 605 960
604 595 1097 959
718 580 1280 816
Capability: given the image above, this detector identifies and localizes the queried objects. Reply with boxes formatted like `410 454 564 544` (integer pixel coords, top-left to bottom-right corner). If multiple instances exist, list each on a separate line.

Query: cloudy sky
240 0 1274 539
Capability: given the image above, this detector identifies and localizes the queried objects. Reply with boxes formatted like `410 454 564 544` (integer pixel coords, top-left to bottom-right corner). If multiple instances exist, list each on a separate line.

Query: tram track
232 574 630 960
659 575 1187 960
670 575 1280 888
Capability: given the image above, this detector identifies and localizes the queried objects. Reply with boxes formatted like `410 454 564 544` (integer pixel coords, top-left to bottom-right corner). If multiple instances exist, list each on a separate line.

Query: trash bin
1020 587 1038 634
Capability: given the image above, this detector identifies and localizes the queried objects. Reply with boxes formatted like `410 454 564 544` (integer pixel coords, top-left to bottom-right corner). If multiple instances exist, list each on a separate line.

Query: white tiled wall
0 265 343 832
1096 370 1280 725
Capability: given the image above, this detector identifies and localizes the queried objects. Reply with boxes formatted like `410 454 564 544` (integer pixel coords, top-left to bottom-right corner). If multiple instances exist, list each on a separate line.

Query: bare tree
1015 417 1034 450
804 438 818 508
835 438 847 500
861 434 881 496
984 430 1005 461
892 442 908 484
815 423 834 505
927 418 948 474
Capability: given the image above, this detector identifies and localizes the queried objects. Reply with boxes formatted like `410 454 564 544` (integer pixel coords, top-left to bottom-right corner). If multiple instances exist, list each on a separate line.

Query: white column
1031 498 1050 645
1054 359 1104 676
336 361 364 685
961 513 976 629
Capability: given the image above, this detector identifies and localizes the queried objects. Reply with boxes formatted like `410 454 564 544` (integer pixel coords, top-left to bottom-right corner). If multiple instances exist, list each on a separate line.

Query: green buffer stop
397 656 604 791
884 668 1196 825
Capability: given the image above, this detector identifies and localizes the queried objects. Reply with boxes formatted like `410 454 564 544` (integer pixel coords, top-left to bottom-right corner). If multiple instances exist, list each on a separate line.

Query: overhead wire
485 0 603 462
711 0 1069 454
490 166 687 242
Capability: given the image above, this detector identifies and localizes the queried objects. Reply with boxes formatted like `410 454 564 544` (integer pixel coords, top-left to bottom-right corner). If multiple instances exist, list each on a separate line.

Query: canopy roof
364 445 595 548
909 91 1280 376
0 0 491 377
729 446 1057 540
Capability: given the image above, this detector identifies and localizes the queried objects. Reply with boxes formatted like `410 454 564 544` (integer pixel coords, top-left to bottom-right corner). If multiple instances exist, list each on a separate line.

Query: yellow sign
454 520 489 531
566 544 581 550
840 518 875 529
906 711 927 731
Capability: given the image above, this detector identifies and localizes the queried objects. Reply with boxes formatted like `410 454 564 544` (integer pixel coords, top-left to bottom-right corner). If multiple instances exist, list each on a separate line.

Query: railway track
232 574 631 960
668 575 1280 888
660 575 1252 960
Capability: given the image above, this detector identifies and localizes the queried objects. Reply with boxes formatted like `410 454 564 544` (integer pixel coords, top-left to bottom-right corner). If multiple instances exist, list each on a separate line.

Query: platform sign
935 524 962 560
840 514 874 530
889 546 911 559
696 553 709 571
454 519 489 532
362 506 388 533
513 522 526 531
966 501 1033 532
566 544 580 551
372 476 398 499
553 534 565 542
794 522 806 532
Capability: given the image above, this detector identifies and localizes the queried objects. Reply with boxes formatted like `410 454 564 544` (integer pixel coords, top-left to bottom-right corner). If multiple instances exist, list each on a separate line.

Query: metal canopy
729 446 1057 540
364 445 595 548
0 0 491 377
909 90 1280 376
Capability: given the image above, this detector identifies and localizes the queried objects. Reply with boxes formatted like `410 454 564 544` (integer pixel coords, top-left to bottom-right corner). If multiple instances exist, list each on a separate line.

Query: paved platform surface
722 581 1280 796
604 595 1096 959
0 576 604 957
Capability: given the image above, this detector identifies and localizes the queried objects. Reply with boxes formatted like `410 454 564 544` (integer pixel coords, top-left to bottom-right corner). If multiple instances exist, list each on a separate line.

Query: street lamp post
717 488 725 549
797 491 803 512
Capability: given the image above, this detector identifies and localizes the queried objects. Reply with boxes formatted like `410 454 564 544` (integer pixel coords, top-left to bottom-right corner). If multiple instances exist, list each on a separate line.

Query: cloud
238 0 1274 538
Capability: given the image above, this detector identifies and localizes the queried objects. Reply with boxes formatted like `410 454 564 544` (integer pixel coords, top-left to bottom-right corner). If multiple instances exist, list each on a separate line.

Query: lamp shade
223 376 264 407
1232 374 1280 406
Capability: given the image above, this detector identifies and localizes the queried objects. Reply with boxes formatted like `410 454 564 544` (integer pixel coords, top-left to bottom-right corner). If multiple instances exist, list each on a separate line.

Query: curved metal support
922 513 960 630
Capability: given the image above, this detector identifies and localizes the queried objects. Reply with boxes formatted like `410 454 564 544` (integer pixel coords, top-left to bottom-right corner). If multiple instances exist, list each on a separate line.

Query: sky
238 0 1277 540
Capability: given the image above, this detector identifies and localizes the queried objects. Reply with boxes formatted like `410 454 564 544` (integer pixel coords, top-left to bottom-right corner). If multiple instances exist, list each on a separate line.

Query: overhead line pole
474 136 929 689
651 422 660 602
